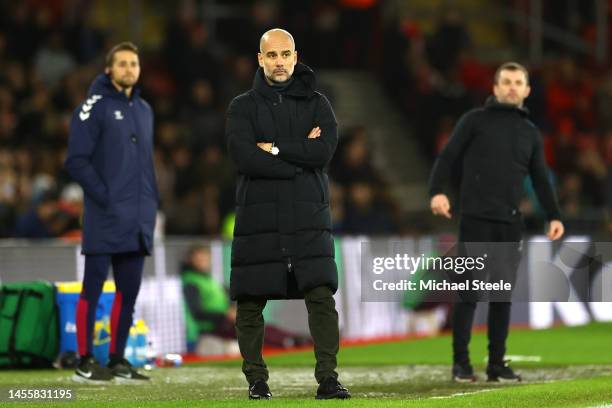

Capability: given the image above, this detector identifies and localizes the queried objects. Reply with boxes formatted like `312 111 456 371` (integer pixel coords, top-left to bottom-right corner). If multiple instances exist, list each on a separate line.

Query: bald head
257 28 298 84
259 28 295 53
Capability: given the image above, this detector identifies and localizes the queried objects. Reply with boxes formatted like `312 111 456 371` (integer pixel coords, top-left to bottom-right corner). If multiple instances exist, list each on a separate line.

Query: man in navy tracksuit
65 42 158 383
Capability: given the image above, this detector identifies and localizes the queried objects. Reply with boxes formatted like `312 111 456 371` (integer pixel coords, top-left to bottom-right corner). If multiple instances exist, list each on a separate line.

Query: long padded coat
65 74 159 254
226 63 338 300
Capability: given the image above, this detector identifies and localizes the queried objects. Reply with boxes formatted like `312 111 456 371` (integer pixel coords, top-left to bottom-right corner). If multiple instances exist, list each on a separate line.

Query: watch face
271 146 280 155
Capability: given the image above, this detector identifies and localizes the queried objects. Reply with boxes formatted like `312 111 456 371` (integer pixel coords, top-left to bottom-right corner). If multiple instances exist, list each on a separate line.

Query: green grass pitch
1 323 611 407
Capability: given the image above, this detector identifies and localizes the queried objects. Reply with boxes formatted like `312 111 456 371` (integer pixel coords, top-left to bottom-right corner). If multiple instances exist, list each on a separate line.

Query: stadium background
0 0 611 376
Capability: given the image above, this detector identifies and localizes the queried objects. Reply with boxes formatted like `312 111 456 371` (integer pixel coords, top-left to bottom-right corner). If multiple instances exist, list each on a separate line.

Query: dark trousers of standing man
76 252 145 359
453 215 523 366
236 285 339 384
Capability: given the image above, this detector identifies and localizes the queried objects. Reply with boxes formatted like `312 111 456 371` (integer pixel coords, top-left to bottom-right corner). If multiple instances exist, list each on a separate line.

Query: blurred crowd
0 0 394 239
329 126 399 235
0 0 610 239
383 6 612 232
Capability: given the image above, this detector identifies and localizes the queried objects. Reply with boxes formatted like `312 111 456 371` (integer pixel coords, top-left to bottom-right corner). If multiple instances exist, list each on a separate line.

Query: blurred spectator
330 127 384 186
163 0 199 84
595 71 612 133
545 57 595 132
16 84 54 146
234 1 280 54
558 172 583 216
193 146 234 195
14 190 68 238
343 182 397 235
339 0 380 68
0 155 18 237
179 23 221 93
5 3 45 63
222 55 256 105
180 244 311 353
381 17 413 98
62 14 106 64
180 79 224 150
171 143 195 199
426 8 471 78
307 2 341 68
153 148 176 210
329 182 346 233
0 86 17 144
575 137 607 206
34 31 75 89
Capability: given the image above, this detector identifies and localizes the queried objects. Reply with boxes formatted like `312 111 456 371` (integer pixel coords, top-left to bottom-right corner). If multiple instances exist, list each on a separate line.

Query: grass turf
0 323 611 407
205 321 612 367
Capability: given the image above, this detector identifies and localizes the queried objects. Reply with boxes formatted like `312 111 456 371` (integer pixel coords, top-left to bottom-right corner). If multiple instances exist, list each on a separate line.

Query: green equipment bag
0 281 59 368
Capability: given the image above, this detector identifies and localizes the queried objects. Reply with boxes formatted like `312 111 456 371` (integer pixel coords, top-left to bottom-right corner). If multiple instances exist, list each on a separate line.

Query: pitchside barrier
0 236 610 355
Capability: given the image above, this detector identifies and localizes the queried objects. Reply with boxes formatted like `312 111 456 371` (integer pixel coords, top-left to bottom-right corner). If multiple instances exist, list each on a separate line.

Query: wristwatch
270 143 279 156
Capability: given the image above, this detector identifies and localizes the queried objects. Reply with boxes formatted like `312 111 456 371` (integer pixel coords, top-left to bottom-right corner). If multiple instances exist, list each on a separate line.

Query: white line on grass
482 355 542 363
429 389 496 399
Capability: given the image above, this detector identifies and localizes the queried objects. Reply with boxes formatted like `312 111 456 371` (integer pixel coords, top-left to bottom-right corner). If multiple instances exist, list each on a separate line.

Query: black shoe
487 361 522 382
56 351 78 369
316 377 351 400
249 379 272 400
108 358 150 382
72 356 113 384
452 362 477 383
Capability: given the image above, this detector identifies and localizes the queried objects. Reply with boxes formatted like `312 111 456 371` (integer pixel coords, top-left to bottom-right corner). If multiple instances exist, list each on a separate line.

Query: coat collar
484 95 529 116
252 62 316 101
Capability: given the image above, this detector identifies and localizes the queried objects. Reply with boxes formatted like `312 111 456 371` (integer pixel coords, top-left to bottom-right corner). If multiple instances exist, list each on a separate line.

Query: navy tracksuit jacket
65 74 159 254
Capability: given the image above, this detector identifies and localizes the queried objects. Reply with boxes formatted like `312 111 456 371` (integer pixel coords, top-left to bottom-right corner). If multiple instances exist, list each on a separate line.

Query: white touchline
483 355 542 363
429 389 496 400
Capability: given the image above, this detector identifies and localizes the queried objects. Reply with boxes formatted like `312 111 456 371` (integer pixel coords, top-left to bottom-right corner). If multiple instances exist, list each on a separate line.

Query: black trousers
235 286 339 384
453 215 523 365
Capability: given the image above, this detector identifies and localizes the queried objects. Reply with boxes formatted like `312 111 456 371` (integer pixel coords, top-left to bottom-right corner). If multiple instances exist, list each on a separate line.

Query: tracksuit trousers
76 252 145 361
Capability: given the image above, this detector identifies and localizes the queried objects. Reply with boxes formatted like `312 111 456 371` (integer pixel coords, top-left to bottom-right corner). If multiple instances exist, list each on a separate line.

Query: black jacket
226 63 338 300
429 97 561 223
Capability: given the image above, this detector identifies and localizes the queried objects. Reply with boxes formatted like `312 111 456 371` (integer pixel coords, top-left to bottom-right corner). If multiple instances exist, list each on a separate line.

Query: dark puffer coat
226 63 338 300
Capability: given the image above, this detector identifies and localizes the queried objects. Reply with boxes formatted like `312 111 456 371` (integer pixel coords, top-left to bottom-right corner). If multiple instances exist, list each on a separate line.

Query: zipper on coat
287 257 293 273
279 93 283 103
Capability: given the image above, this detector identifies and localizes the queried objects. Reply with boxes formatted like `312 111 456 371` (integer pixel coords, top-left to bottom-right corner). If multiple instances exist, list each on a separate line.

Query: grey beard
269 77 288 84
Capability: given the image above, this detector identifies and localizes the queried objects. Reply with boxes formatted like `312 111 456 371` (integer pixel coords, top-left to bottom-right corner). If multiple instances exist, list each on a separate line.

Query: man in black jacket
225 28 350 400
429 62 564 382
